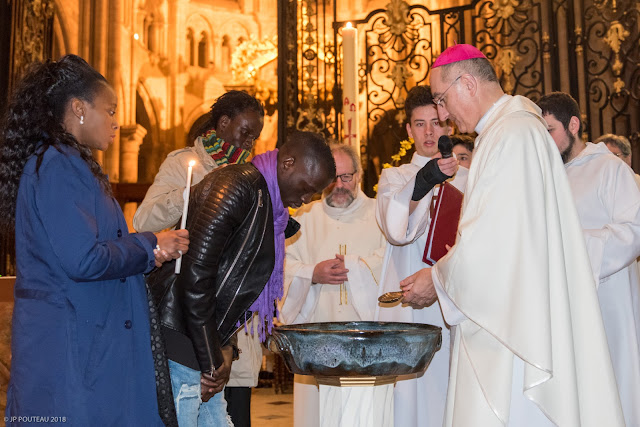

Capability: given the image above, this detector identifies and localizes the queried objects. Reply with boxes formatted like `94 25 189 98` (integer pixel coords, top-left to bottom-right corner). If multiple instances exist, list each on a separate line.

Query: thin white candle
175 159 196 274
342 22 360 155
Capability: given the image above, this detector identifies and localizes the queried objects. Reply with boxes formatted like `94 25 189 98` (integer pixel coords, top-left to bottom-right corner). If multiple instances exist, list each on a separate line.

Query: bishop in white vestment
402 44 624 427
375 85 467 427
281 144 386 427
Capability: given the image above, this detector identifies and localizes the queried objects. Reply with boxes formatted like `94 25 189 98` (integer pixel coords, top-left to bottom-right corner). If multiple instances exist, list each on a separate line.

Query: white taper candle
175 159 196 274
342 22 360 155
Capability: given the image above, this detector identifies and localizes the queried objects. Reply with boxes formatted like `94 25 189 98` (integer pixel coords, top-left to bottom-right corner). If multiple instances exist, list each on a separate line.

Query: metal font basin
268 321 442 377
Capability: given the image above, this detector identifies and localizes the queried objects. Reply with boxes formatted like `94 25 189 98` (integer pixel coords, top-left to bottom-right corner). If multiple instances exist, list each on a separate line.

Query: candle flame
189 160 196 167
345 22 353 29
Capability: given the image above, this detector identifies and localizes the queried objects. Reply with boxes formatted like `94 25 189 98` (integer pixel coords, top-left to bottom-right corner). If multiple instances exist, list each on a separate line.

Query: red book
423 181 464 266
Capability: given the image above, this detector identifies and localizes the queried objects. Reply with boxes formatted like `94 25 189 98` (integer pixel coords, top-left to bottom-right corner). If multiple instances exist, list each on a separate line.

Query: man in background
281 143 386 427
451 134 474 169
596 133 640 186
538 92 640 427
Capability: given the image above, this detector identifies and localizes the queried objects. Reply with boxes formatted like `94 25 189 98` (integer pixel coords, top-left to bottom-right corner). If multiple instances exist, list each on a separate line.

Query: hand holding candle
175 160 196 274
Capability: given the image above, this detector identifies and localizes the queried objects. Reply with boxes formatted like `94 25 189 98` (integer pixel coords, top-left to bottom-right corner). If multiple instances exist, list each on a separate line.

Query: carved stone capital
119 124 148 183
120 124 148 153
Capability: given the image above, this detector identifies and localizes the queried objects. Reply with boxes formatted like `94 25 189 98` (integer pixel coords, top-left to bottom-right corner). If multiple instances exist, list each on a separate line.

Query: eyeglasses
335 172 356 183
434 75 462 108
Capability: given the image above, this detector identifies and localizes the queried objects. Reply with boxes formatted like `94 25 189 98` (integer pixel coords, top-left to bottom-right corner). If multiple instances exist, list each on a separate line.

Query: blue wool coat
6 145 163 426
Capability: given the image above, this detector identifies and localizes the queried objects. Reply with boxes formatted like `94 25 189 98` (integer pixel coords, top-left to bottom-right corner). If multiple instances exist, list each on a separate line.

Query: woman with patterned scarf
134 90 264 233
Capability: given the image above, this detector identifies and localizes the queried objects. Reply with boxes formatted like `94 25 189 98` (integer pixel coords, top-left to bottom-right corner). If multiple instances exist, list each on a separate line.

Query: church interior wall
20 0 276 192
1 0 638 234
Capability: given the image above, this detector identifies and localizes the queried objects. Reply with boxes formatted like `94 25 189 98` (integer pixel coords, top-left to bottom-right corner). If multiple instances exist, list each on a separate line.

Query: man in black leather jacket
147 131 335 424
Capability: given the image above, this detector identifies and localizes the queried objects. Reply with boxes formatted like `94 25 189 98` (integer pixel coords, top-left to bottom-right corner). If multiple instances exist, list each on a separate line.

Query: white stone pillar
212 34 222 71
168 0 188 152
119 124 147 229
104 0 124 182
119 124 147 183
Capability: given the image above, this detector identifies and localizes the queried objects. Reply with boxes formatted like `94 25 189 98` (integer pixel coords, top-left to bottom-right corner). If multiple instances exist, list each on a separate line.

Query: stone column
120 124 147 183
225 37 237 73
91 0 108 76
104 0 124 182
213 34 222 71
119 124 147 229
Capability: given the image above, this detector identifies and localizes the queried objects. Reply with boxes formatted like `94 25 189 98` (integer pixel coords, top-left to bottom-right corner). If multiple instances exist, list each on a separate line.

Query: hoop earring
80 115 84 125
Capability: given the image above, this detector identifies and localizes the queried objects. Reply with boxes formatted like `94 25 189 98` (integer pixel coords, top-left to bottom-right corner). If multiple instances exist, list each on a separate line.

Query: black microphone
411 135 454 201
438 135 453 159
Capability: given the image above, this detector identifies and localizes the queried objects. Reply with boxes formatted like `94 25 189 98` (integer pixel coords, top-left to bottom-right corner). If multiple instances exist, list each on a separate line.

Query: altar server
539 92 640 427
375 85 467 427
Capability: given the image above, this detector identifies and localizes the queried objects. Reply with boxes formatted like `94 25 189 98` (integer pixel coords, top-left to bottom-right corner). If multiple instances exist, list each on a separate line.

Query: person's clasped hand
312 255 349 284
200 345 234 402
153 229 190 267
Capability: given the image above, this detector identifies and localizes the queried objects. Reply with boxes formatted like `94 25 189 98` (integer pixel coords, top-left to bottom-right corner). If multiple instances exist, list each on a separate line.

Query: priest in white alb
401 44 624 426
375 85 467 427
538 92 640 427
280 143 386 427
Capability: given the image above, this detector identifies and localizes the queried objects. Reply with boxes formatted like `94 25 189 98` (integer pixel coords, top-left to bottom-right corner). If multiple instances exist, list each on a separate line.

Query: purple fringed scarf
248 149 289 341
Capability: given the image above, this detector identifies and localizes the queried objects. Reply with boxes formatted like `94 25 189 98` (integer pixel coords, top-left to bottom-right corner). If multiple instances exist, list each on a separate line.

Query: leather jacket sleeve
176 167 257 373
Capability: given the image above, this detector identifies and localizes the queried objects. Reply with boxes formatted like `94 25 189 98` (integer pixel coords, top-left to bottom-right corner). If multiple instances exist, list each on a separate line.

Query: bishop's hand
400 268 438 307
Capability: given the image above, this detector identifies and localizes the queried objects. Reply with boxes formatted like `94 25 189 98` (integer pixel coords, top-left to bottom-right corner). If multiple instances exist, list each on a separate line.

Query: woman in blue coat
0 55 189 426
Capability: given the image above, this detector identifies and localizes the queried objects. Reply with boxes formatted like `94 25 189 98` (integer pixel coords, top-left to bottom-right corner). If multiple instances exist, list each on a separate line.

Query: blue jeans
168 360 233 427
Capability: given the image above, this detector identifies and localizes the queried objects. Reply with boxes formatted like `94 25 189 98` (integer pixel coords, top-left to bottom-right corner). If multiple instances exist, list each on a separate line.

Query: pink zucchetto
432 44 487 68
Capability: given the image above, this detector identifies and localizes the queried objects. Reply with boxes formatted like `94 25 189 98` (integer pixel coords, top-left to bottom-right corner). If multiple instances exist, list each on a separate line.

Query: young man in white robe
538 92 640 427
401 44 624 426
375 85 468 427
280 143 386 427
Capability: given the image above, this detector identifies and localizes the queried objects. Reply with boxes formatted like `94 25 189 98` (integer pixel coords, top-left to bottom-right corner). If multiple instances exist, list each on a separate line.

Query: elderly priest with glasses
280 143 386 427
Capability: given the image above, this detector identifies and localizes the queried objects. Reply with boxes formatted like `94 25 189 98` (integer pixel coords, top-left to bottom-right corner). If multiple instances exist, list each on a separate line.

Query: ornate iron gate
1 0 55 276
581 0 640 139
278 0 640 190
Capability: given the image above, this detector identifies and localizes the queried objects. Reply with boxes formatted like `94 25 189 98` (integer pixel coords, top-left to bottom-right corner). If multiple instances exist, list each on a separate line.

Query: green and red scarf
201 129 251 166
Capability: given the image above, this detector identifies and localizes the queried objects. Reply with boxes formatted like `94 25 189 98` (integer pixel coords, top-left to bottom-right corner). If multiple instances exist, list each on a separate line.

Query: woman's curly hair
0 54 113 229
